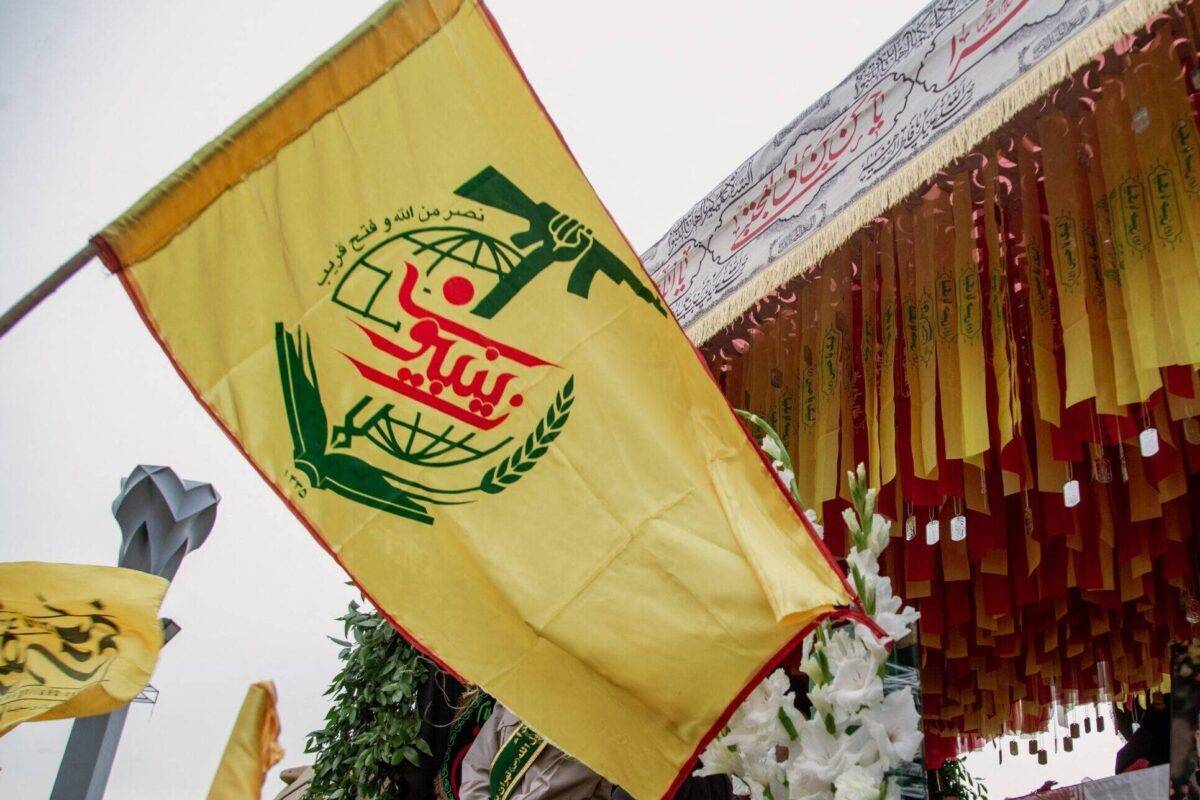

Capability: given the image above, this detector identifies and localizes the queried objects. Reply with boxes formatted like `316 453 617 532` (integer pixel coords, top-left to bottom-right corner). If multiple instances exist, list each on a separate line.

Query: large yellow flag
0 562 166 735
207 682 284 800
92 2 853 795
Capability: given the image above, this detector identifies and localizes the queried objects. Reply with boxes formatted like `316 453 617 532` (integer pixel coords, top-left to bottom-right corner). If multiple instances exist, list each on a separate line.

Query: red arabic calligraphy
947 0 1029 81
731 90 886 252
341 263 554 431
658 245 694 302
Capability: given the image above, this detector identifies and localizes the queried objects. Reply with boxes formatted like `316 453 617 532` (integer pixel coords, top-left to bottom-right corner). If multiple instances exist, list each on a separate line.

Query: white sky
0 1 1119 797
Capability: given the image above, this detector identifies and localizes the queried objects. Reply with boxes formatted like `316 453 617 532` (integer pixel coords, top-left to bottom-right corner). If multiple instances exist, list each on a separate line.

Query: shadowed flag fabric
0 562 167 735
207 681 284 800
91 1 854 796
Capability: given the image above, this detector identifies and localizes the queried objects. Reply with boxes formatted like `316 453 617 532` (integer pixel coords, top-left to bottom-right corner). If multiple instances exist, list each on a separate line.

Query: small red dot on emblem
481 403 494 417
510 394 523 407
485 347 498 361
430 381 444 395
443 276 475 306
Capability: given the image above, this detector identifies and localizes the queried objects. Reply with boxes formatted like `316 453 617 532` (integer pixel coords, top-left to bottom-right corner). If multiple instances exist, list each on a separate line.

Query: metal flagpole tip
112 465 219 581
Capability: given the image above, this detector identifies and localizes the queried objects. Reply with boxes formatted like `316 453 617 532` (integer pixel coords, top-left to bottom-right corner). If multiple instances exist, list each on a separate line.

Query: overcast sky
0 2 1118 797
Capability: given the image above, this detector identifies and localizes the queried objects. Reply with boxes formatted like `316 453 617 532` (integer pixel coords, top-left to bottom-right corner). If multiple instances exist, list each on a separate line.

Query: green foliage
306 599 432 800
936 758 988 800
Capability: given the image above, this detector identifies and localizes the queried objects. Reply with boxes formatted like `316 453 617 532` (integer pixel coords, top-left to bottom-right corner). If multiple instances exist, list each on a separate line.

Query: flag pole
0 241 99 339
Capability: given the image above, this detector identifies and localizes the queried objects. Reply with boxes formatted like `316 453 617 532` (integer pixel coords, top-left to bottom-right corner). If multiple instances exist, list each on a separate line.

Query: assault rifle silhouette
455 166 665 318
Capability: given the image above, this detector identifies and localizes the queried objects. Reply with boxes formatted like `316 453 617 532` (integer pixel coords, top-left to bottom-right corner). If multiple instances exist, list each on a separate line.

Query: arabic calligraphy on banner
641 0 1132 334
0 563 167 735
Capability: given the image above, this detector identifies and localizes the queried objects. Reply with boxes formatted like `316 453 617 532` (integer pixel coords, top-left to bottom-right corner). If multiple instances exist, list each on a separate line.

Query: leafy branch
305 599 431 800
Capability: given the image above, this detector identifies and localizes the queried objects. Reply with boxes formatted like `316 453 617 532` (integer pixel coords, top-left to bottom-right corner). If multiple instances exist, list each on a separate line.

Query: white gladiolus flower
807 683 855 731
800 652 824 687
870 576 920 643
863 486 878 519
841 507 862 537
852 623 889 665
777 465 796 488
693 461 921 800
832 766 886 800
845 546 880 582
822 628 880 675
805 508 824 538
743 752 785 794
787 769 835 800
866 514 890 555
824 654 883 710
788 718 846 783
695 740 743 778
862 689 924 768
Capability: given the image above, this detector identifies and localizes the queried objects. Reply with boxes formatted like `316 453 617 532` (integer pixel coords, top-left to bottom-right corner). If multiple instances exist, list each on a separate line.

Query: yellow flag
981 159 1019 460
954 172 989 461
1128 31 1200 367
207 682 284 800
931 189 965 461
811 258 844 508
1038 111 1117 412
1018 146 1063 427
93 3 852 795
796 278 820 510
0 562 166 735
1095 76 1178 371
904 203 939 478
860 231 881 490
877 218 899 488
1080 109 1154 405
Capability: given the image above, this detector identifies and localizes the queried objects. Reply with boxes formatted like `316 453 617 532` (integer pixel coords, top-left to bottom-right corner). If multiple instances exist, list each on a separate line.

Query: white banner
642 0 1159 339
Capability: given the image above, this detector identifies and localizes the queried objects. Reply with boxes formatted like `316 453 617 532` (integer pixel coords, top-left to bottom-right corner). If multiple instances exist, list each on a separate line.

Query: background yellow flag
92 2 854 795
0 562 167 735
207 681 284 800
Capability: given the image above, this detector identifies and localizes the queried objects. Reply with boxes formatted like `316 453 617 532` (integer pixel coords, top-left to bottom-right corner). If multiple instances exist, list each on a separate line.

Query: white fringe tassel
685 0 1177 345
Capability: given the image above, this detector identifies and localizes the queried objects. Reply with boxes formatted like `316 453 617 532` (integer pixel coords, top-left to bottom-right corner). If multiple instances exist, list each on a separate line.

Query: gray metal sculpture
112 464 219 580
50 465 218 800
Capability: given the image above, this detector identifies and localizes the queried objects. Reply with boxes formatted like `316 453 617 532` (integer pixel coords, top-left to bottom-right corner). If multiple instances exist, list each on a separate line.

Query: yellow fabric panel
878 218 899 487
782 310 804 484
746 325 772 430
932 189 965 461
796 279 819 511
1018 147 1064 427
814 256 848 507
958 171 989 460
902 203 938 479
1129 30 1200 366
95 4 850 796
0 562 167 735
838 301 856 505
861 232 881 490
1080 109 1154 405
1095 76 1179 370
980 160 1018 458
102 0 466 267
1038 111 1110 411
206 682 284 800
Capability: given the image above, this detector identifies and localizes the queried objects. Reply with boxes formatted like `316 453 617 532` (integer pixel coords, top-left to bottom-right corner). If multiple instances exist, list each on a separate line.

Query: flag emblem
275 166 661 524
